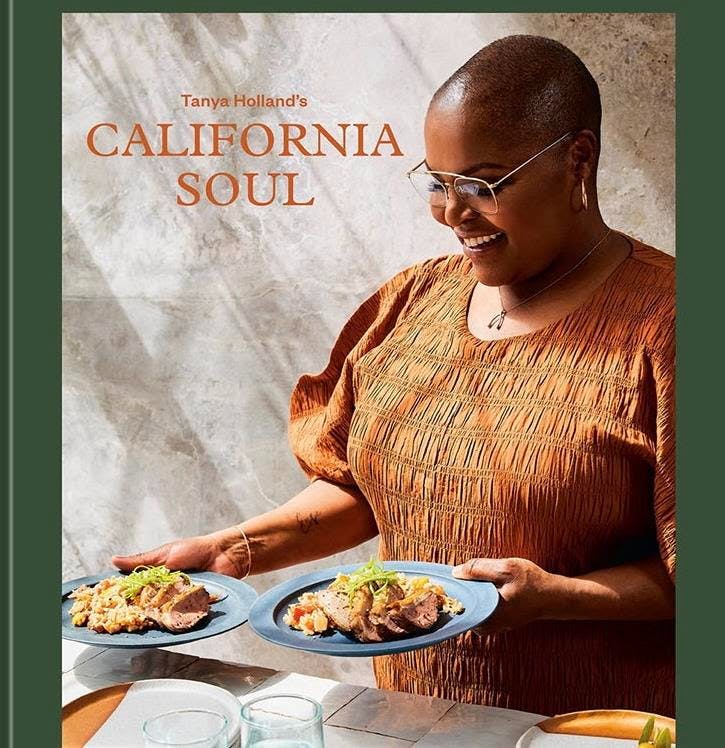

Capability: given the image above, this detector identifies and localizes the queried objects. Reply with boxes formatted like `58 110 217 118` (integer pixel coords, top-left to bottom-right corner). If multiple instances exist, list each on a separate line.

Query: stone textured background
62 13 675 687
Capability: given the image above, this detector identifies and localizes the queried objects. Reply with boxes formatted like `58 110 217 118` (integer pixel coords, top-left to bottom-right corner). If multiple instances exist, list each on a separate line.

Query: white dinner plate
62 678 241 747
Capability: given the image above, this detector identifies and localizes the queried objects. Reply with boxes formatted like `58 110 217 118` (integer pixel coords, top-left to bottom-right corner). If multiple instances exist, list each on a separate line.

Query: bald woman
115 36 675 716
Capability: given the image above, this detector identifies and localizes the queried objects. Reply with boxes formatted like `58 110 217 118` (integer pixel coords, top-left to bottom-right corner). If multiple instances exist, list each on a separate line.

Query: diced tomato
290 605 305 622
293 604 315 620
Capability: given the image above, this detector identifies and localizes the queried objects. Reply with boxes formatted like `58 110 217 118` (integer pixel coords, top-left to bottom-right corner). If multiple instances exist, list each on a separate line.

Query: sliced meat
319 584 441 642
316 589 356 632
350 587 386 643
318 587 387 642
380 583 405 606
368 585 415 637
389 591 439 631
145 584 210 632
139 580 188 608
368 612 412 637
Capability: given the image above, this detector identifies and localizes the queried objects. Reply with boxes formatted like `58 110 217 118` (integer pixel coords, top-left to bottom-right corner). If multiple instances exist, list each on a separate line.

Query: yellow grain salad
282 591 330 635
68 577 152 634
395 574 465 614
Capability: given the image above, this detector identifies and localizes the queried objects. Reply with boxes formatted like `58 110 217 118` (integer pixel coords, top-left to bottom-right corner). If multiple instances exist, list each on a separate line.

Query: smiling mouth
459 232 506 251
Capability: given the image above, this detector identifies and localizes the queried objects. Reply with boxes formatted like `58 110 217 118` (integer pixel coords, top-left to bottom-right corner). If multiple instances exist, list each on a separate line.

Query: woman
114 35 675 716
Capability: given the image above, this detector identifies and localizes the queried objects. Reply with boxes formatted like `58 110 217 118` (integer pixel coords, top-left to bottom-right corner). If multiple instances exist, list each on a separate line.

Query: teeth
463 232 503 247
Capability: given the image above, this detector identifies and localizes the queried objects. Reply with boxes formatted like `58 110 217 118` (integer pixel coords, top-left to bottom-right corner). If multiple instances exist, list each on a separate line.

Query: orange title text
85 112 404 207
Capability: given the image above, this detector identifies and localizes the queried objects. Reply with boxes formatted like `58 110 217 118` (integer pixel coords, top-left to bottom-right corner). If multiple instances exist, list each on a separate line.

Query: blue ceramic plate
62 570 257 648
249 561 499 657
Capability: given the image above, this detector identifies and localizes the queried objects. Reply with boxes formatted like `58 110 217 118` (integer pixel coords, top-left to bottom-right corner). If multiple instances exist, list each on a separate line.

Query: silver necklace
487 228 613 330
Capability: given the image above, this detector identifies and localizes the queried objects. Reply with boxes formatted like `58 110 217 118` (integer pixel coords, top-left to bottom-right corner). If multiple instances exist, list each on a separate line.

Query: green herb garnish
342 558 401 604
120 565 190 601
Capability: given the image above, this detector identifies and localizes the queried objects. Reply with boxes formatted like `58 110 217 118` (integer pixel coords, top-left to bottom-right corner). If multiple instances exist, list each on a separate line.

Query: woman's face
423 105 581 287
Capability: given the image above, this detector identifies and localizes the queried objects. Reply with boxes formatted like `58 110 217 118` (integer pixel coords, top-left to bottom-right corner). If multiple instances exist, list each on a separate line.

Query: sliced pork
139 580 188 608
145 584 210 632
389 591 439 631
368 585 416 636
316 589 356 632
317 583 441 642
350 586 387 642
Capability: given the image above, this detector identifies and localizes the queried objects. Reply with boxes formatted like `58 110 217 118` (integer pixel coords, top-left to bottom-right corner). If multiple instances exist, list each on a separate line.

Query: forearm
543 555 675 621
210 479 378 576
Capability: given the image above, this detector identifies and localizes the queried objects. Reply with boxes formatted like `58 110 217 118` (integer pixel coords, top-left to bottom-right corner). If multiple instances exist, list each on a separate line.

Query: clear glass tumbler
142 708 229 747
240 694 324 748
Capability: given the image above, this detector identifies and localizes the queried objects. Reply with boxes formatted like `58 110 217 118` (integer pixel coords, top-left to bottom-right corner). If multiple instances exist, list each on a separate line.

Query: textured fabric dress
288 237 675 717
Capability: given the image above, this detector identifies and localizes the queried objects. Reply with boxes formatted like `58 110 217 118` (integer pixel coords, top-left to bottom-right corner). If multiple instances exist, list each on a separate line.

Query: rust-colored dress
288 237 675 717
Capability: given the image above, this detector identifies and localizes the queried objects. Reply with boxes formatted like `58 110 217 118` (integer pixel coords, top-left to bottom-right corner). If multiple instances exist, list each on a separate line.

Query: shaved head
421 35 621 292
431 35 601 152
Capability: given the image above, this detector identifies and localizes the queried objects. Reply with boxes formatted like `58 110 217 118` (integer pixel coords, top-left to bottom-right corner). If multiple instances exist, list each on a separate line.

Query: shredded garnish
119 565 190 601
338 557 402 603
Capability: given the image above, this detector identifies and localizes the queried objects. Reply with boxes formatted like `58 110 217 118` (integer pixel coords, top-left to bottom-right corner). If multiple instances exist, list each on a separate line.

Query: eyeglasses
406 130 575 215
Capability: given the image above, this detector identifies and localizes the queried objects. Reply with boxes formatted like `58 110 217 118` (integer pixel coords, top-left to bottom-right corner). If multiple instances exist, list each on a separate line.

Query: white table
63 638 545 747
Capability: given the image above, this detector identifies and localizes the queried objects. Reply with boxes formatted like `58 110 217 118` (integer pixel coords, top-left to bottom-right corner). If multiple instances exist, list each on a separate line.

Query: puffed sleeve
288 263 424 487
651 329 675 582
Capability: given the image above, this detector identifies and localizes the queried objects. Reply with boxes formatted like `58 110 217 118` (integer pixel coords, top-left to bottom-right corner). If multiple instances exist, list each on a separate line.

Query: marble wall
62 13 675 686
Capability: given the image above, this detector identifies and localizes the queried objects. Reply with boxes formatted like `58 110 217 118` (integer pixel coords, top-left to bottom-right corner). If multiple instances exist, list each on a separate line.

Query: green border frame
6 2 725 746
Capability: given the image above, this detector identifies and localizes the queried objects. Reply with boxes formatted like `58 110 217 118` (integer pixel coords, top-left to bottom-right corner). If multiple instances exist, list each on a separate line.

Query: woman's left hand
452 557 555 636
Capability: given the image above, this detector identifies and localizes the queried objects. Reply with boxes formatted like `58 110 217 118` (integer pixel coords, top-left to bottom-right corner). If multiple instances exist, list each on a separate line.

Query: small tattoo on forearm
296 512 321 534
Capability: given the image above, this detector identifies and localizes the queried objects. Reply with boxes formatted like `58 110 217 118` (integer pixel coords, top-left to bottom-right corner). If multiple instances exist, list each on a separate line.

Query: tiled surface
72 646 198 683
62 645 545 745
61 640 106 673
324 725 414 747
240 671 366 721
174 657 277 697
326 687 455 742
415 702 545 747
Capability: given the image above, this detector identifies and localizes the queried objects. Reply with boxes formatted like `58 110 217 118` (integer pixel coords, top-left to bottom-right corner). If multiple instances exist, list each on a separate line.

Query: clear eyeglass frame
406 130 575 215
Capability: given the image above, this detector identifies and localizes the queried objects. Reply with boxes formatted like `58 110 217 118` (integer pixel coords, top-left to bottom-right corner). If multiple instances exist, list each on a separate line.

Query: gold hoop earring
581 180 588 211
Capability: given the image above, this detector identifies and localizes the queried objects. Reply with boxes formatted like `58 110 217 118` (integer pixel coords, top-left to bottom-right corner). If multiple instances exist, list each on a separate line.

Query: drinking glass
240 694 324 747
143 708 229 747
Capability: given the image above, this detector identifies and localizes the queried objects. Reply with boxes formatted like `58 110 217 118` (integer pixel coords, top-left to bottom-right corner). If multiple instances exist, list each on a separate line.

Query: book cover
61 11 676 691
18 14 697 748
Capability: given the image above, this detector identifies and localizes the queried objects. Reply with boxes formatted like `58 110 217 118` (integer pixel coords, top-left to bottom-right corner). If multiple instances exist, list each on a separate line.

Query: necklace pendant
488 309 506 330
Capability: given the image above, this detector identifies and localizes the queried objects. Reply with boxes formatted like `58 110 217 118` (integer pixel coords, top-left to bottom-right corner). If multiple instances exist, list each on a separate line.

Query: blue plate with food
248 559 499 656
62 566 258 648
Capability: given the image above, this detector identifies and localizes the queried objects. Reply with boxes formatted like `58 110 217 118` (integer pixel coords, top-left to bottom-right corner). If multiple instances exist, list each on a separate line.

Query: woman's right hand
112 528 248 578
110 480 377 580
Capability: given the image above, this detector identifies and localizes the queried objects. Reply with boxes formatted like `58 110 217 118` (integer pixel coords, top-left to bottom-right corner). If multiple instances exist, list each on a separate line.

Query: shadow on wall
63 208 245 573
